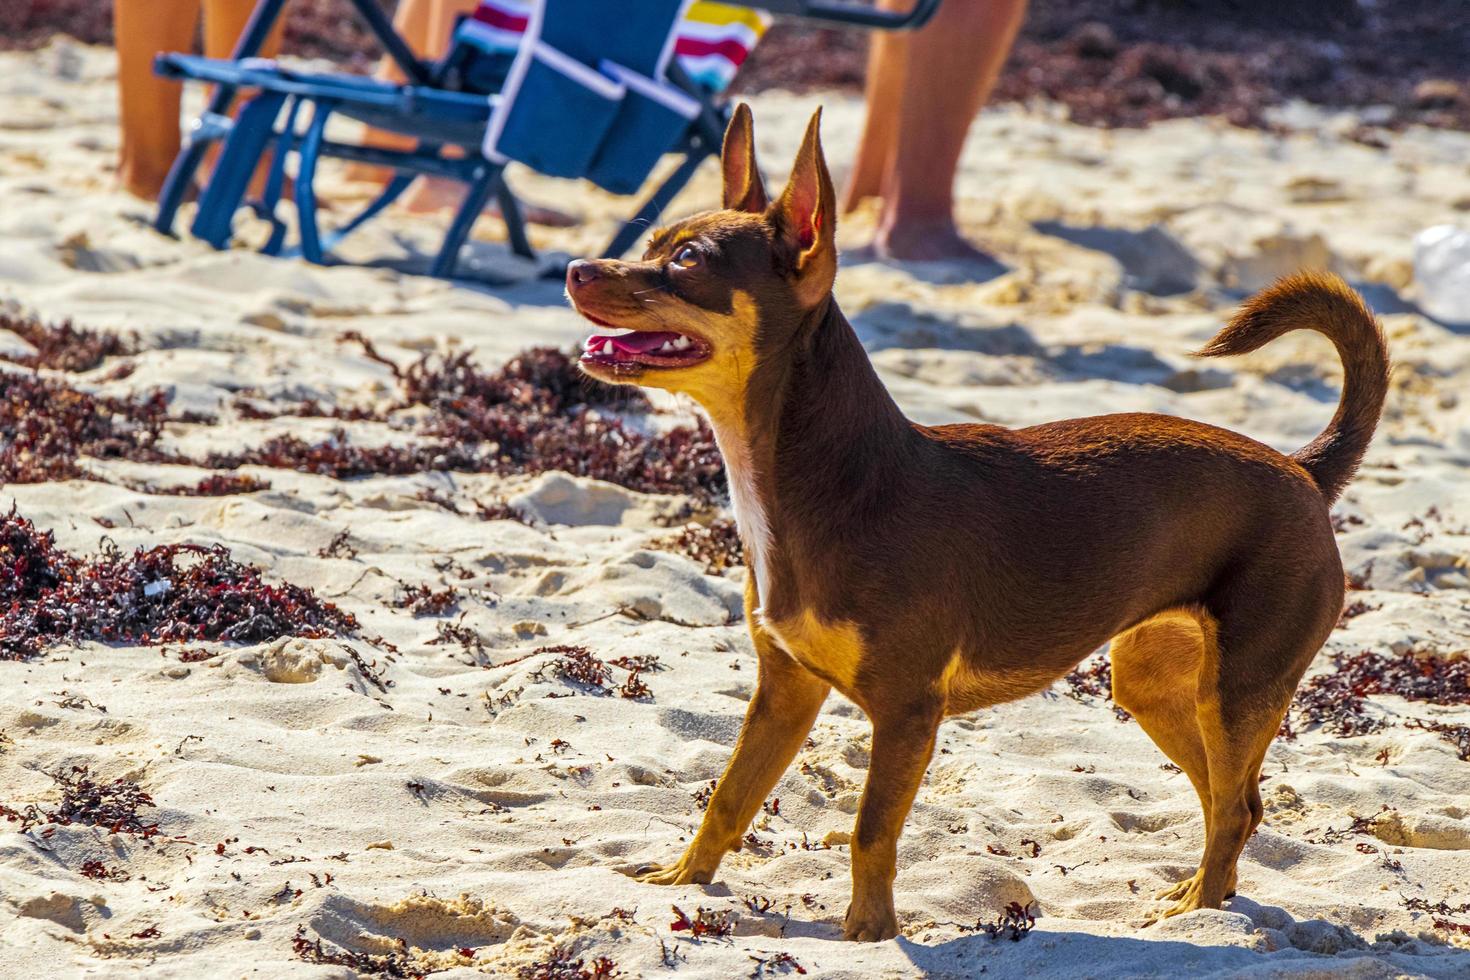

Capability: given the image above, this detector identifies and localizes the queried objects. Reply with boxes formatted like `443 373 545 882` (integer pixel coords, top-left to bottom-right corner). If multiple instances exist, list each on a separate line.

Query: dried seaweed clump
150 344 728 503
0 507 357 660
516 947 619 980
0 312 136 372
1283 649 1470 739
669 904 735 939
394 582 460 618
1062 653 1130 722
533 646 660 700
537 645 612 691
4 335 727 505
291 927 422 978
0 371 174 483
145 474 272 496
980 901 1037 942
400 346 646 416
0 505 69 609
656 519 743 574
1406 719 1470 761
204 429 462 480
407 348 725 504
0 765 159 837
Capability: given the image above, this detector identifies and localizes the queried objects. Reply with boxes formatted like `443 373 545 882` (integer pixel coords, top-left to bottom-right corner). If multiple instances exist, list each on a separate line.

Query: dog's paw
843 901 899 942
633 860 715 886
1153 870 1201 903
1146 870 1229 925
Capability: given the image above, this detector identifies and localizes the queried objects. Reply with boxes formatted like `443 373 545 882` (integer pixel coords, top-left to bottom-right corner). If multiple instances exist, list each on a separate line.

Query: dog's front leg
844 697 943 941
638 624 829 885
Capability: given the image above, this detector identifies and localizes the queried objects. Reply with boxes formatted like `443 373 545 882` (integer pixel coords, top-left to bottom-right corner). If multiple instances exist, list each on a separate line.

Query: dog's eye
671 244 702 269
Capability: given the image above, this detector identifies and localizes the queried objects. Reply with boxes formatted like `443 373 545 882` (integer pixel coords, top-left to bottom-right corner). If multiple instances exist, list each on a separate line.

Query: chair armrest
730 0 942 30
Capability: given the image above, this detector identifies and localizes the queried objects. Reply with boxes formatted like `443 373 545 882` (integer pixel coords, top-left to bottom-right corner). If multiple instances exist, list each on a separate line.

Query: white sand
3 40 1470 978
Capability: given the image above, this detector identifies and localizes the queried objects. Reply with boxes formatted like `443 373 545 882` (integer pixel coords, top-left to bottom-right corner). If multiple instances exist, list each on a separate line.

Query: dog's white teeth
658 341 675 353
673 336 692 350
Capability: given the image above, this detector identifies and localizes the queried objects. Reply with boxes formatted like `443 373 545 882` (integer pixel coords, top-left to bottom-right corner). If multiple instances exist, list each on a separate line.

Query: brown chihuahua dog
566 104 1388 941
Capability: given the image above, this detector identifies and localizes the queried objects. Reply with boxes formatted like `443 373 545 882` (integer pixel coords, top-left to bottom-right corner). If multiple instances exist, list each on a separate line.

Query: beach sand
3 41 1470 978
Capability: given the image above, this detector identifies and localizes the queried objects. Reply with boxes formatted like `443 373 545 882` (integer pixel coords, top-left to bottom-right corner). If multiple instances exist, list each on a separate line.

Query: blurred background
5 0 1466 132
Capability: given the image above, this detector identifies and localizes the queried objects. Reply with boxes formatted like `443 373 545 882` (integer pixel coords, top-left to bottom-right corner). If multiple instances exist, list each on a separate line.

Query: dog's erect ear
721 104 767 213
770 108 837 308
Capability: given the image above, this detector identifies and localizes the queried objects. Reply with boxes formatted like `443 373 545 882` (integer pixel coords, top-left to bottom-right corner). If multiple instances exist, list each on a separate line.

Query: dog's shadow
889 897 1470 978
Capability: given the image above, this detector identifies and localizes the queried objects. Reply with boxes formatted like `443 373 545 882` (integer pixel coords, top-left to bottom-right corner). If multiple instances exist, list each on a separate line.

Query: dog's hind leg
1155 565 1340 920
1110 609 1217 902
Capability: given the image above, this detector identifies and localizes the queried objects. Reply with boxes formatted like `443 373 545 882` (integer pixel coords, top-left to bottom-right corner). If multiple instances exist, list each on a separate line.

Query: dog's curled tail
1197 271 1389 505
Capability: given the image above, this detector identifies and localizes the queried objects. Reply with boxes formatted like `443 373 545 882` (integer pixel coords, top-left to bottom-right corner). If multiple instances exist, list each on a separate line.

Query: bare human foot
874 216 993 264
117 147 178 202
118 167 168 202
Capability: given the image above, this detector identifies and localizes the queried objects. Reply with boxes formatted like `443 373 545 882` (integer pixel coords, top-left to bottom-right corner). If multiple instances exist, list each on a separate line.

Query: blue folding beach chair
152 0 941 280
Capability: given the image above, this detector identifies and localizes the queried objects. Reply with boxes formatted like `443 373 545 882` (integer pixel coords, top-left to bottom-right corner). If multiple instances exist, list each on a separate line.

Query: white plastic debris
1414 225 1470 326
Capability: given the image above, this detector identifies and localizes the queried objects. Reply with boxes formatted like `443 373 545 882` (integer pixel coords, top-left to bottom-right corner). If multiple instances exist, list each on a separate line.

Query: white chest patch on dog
707 419 773 604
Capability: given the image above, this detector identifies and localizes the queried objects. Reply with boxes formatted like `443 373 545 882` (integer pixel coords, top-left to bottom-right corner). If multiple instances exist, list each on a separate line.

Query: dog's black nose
567 260 599 288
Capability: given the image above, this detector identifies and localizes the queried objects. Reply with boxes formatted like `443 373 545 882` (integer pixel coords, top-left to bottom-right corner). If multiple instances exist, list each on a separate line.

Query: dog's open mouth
580 328 711 373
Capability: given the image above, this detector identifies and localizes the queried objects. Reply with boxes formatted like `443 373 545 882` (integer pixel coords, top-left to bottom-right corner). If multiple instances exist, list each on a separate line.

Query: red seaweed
291 926 422 978
655 520 743 574
1062 654 1131 722
1283 649 1470 739
669 904 735 939
0 313 136 373
1 765 159 837
1 506 357 660
0 371 177 484
516 948 619 980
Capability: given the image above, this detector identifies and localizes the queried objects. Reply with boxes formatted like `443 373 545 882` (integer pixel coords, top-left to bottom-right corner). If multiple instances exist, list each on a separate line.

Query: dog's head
567 104 836 417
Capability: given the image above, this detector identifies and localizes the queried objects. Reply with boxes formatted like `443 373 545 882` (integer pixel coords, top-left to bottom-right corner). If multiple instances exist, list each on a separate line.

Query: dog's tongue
606 331 680 354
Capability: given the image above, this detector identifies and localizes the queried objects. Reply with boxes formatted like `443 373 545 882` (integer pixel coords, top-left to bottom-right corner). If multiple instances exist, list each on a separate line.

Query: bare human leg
115 0 200 200
840 21 905 213
848 0 1028 263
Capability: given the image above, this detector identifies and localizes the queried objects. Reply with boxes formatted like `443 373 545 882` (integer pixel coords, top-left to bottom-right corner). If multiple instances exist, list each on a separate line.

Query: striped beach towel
461 0 770 92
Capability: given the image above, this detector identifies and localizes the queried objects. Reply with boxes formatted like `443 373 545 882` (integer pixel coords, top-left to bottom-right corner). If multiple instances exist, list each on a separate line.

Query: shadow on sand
752 893 1470 979
849 302 1239 393
893 921 1470 979
1033 220 1201 297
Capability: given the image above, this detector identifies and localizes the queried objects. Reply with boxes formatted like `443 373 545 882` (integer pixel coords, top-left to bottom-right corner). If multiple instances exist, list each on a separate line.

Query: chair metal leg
190 90 288 249
154 140 210 237
293 100 335 265
604 145 713 259
255 97 304 256
319 173 416 255
432 162 501 279
494 176 535 260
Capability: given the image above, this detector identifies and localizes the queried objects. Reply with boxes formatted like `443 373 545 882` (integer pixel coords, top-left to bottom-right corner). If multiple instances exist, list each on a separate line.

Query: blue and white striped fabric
460 0 770 93
481 0 736 194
